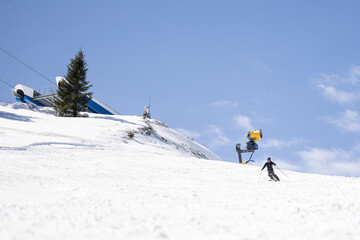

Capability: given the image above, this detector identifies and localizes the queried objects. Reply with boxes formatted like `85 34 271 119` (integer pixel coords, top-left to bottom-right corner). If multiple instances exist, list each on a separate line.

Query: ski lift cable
0 77 14 88
0 47 56 86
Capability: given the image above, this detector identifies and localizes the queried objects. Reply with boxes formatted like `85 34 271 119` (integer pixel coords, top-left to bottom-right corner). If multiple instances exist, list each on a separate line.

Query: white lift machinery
11 77 118 115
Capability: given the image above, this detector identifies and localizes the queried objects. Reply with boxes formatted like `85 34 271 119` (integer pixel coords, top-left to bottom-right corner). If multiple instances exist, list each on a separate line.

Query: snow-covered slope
0 103 360 240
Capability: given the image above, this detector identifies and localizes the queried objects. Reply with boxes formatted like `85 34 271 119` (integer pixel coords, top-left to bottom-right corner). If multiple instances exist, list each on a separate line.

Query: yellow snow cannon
246 129 263 142
236 129 263 164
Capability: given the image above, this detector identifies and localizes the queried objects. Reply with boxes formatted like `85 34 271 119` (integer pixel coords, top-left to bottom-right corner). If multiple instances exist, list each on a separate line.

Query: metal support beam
236 143 255 164
236 144 242 163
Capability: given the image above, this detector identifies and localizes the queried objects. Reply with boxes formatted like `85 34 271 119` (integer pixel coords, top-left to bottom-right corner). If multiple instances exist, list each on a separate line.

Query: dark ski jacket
262 161 276 171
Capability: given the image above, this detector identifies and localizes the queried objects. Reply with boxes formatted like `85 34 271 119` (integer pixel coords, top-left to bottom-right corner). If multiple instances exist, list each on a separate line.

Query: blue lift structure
11 77 118 115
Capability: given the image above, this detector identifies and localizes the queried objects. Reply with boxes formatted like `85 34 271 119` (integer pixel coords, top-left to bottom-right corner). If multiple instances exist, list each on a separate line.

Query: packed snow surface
0 103 360 240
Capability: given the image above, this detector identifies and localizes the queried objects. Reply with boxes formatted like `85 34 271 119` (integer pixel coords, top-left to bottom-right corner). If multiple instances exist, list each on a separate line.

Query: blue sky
1 0 360 176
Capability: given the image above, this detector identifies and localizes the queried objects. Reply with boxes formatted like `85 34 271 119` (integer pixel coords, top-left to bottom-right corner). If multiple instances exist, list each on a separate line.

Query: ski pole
276 166 289 178
258 170 263 182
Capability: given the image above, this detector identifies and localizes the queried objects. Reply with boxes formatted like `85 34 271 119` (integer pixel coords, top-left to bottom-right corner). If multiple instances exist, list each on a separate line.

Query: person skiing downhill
261 157 280 181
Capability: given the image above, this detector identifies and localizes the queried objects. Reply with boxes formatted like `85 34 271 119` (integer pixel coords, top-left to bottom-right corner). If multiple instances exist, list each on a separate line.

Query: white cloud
211 100 238 108
207 125 231 149
176 125 231 149
208 125 222 135
176 128 200 139
315 66 360 132
317 72 343 85
255 145 360 176
234 115 254 130
262 138 304 149
316 65 360 85
297 147 360 177
315 65 360 105
326 109 360 133
317 84 358 104
262 139 283 148
209 135 231 148
253 155 303 172
347 65 360 84
274 160 303 172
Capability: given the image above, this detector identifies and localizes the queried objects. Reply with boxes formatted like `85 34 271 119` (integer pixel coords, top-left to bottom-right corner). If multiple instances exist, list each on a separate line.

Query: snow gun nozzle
245 129 263 143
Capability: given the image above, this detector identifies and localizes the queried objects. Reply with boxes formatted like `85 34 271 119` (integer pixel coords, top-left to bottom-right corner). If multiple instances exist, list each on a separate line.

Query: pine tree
55 50 93 117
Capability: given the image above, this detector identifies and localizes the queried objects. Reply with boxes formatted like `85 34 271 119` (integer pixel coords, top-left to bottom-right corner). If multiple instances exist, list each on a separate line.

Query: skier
261 157 280 181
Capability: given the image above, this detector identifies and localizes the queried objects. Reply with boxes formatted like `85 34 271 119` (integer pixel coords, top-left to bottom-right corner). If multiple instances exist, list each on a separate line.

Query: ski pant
268 170 280 181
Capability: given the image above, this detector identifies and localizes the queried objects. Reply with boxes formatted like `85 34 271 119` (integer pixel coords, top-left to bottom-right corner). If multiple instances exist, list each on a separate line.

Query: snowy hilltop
0 102 360 240
0 102 220 160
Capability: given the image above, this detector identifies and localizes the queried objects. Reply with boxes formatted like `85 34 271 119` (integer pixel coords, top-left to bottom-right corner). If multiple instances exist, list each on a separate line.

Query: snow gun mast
235 129 263 164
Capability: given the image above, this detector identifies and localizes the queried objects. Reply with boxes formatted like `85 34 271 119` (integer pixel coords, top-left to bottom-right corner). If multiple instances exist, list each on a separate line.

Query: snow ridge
0 102 220 160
